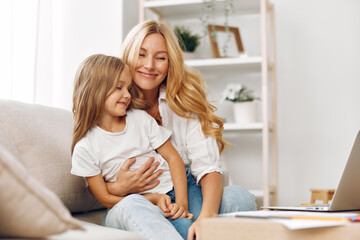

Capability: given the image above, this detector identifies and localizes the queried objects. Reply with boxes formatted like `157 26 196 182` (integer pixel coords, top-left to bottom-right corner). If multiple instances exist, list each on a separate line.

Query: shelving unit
139 0 277 207
140 0 261 20
224 122 263 131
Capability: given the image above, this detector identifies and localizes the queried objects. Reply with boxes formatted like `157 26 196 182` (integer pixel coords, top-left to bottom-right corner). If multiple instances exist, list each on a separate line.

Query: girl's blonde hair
121 20 227 153
71 54 146 154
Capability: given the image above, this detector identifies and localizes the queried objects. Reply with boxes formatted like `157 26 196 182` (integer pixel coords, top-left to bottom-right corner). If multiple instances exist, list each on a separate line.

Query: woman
103 20 257 240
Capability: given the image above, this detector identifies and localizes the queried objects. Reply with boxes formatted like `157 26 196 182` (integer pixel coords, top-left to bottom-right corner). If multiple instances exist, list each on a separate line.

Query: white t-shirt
158 85 223 184
71 109 173 195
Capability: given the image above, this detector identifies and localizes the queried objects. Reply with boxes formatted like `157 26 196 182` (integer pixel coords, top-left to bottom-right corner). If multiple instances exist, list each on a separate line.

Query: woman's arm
199 172 223 218
157 140 190 218
106 157 163 196
187 171 223 240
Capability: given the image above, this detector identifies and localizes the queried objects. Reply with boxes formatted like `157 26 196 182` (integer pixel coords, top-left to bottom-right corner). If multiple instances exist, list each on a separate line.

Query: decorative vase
233 101 257 124
183 52 196 60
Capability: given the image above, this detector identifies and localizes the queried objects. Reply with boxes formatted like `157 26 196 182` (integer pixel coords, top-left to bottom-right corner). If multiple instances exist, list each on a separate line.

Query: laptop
263 131 360 212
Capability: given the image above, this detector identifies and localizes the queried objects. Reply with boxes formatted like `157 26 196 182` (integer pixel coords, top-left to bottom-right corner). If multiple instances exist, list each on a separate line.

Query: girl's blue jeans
102 169 257 240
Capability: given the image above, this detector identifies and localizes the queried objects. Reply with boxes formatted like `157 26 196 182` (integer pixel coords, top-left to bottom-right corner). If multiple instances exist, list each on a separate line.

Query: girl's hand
146 194 194 220
155 194 172 217
106 157 163 196
146 193 172 217
169 203 194 220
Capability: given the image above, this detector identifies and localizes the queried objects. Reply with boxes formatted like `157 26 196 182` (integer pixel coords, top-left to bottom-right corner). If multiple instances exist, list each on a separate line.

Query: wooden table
200 216 360 240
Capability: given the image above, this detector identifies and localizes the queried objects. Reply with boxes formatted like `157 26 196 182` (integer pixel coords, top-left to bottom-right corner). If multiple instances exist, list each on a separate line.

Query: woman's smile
137 70 158 79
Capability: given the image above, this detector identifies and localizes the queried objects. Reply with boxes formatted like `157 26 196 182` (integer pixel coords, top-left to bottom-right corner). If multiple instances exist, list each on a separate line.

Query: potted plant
221 83 259 124
174 26 200 59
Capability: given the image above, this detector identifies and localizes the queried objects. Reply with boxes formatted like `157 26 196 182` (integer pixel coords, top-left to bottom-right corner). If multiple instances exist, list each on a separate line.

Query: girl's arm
87 173 172 212
156 140 189 215
86 174 125 208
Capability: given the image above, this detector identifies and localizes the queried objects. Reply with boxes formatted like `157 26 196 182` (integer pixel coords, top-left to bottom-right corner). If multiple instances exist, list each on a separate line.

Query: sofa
0 100 144 239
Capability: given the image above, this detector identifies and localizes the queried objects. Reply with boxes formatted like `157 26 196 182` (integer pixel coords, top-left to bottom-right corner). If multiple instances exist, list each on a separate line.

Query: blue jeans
166 169 257 239
102 169 257 240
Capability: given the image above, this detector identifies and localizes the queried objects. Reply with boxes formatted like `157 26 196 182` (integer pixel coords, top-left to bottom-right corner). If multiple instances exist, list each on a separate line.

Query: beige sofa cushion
0 146 84 238
48 221 145 240
0 100 103 213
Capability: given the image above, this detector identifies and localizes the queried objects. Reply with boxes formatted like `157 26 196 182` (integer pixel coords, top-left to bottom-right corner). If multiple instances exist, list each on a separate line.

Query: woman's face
134 33 169 93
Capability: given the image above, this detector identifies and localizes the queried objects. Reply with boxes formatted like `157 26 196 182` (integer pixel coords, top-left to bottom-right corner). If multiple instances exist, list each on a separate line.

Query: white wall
273 0 360 205
35 0 138 110
0 0 38 103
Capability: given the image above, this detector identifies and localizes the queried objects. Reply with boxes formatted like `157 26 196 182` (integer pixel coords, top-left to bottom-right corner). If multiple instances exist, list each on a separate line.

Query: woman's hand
106 157 163 196
187 218 201 240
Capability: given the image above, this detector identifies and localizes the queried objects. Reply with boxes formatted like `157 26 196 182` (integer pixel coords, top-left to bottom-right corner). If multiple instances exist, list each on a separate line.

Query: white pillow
0 146 84 238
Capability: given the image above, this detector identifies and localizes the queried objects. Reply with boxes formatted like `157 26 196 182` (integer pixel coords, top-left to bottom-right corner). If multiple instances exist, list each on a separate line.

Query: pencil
286 216 350 222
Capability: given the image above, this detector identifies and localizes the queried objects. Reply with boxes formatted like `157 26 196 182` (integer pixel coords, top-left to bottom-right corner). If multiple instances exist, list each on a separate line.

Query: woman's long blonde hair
71 54 145 154
121 20 227 153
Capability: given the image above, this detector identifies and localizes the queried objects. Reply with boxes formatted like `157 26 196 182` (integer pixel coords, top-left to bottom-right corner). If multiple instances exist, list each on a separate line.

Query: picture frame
207 25 244 58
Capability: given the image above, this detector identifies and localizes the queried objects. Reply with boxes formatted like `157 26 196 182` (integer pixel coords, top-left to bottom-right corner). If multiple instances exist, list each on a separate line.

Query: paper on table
220 211 358 230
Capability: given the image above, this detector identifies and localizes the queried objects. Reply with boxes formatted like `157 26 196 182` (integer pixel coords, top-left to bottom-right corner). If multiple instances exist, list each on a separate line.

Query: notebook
263 131 360 212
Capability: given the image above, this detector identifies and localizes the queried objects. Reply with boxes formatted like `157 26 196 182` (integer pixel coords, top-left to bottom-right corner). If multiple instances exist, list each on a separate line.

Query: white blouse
158 85 222 184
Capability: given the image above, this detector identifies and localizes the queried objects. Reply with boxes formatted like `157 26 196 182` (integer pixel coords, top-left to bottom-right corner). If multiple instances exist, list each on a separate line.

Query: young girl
71 54 192 239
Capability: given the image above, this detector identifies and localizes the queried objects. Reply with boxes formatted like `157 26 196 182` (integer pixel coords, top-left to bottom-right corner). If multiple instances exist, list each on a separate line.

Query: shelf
185 56 262 73
224 122 263 131
185 56 261 67
144 0 261 18
144 0 204 8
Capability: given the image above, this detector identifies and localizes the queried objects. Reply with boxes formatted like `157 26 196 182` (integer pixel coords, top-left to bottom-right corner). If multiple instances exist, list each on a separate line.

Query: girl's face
103 68 132 118
134 33 169 93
